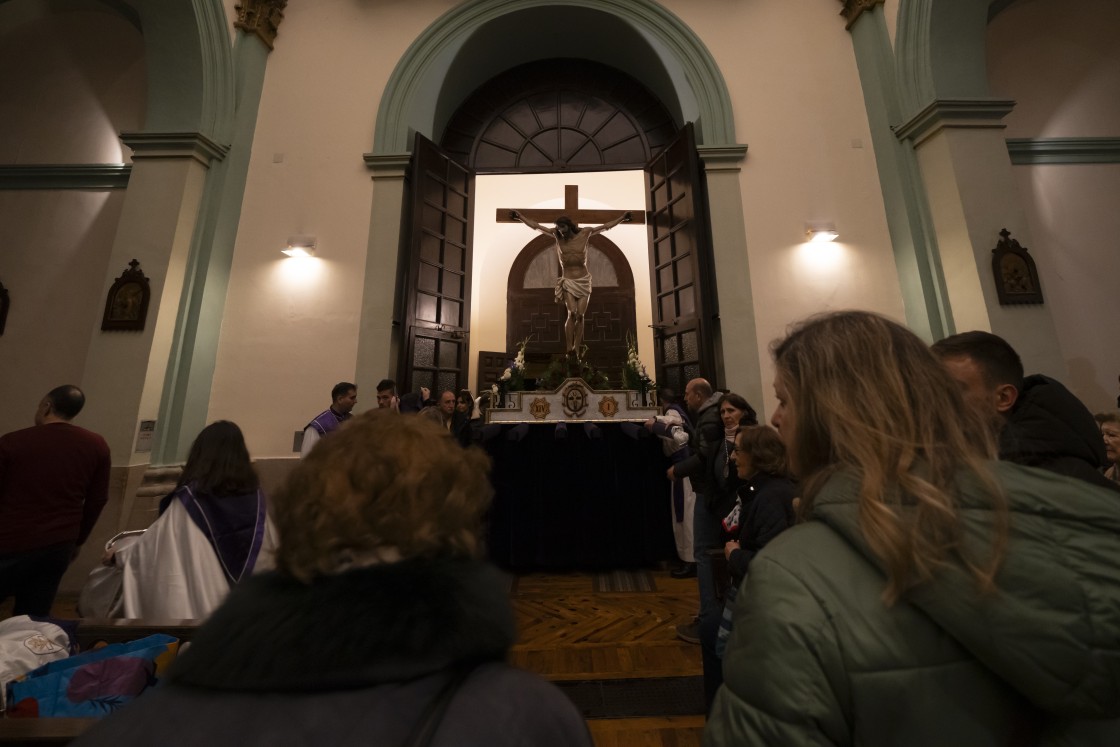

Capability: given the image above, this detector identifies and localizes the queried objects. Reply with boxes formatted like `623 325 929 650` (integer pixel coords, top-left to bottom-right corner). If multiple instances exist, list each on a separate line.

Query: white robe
114 500 277 620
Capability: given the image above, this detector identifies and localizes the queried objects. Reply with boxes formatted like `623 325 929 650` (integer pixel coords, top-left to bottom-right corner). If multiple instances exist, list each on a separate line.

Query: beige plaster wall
0 191 127 434
989 0 1120 138
0 0 144 164
988 0 1120 410
0 2 144 435
671 0 905 411
208 0 903 443
205 0 406 459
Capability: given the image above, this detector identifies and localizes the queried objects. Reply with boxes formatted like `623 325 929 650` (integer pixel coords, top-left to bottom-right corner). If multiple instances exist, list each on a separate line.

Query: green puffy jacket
706 461 1120 746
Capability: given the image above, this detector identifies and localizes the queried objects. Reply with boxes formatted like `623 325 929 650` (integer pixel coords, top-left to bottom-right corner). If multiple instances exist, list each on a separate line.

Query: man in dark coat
932 331 1118 492
667 377 723 643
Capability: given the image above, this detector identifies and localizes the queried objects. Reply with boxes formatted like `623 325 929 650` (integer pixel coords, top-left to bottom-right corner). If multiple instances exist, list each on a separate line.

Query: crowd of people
302 378 487 454
2 310 1119 744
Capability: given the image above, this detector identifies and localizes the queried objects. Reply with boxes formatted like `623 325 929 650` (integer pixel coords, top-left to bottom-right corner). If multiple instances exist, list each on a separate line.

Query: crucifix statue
498 185 644 357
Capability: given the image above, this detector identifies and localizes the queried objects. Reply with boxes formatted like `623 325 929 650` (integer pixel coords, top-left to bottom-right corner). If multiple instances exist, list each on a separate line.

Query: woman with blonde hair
77 411 592 747
706 311 1120 746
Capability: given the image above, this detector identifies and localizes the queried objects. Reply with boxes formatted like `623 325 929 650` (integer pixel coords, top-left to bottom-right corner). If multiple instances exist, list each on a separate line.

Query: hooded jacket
74 558 592 747
1001 374 1119 493
706 461 1120 746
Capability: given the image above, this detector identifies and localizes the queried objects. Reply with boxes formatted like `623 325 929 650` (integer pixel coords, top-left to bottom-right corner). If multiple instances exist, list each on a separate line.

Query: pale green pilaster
150 28 273 463
843 3 952 341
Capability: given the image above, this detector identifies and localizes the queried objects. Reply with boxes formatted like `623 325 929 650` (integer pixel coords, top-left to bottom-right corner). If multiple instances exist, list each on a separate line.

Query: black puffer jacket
74 559 592 747
1000 374 1119 492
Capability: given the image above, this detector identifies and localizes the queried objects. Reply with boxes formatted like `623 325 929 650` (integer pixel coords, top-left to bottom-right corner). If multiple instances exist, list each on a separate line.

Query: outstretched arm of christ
510 210 551 235
589 211 633 235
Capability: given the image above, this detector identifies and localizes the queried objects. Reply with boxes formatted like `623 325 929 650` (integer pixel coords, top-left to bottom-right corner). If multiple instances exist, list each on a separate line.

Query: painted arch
372 0 737 155
894 0 1018 119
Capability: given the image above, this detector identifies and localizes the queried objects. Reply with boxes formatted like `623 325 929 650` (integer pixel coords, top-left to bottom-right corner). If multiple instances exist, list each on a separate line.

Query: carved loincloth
555 275 592 304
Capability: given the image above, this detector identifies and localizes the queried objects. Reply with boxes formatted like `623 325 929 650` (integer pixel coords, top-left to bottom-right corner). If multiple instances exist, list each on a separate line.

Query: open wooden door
400 134 474 396
645 123 717 396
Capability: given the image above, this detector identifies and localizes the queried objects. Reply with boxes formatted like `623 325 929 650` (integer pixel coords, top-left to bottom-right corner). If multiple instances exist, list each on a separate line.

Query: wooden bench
71 618 200 649
1 619 200 746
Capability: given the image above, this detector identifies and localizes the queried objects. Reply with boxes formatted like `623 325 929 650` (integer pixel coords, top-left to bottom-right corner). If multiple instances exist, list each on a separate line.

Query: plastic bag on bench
77 530 145 618
5 633 178 718
0 615 77 712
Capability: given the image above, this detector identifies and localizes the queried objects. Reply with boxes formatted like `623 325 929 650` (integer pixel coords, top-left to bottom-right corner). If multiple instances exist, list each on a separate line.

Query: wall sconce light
805 222 839 243
282 235 317 257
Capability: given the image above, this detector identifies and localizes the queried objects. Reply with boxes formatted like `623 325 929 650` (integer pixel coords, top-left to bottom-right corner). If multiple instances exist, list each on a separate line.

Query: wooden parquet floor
509 569 706 746
11 569 707 746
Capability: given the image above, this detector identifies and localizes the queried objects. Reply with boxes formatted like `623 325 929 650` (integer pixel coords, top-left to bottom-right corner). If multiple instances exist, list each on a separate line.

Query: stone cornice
0 164 132 190
838 0 886 30
363 152 413 179
894 99 1016 145
234 0 287 50
119 132 230 166
1006 137 1120 165
697 144 749 172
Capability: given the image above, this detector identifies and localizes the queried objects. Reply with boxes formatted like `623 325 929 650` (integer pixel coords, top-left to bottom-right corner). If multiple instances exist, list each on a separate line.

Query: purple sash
158 485 267 585
306 408 350 436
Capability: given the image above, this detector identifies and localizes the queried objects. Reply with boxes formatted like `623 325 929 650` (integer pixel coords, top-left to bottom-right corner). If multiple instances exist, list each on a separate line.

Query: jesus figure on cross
510 209 632 357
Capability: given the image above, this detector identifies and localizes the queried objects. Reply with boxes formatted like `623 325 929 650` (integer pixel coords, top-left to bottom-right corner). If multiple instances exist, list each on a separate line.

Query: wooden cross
495 184 645 226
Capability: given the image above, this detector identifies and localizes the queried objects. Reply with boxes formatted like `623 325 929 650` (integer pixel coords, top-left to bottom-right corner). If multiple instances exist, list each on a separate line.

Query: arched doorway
366 0 756 403
397 59 716 396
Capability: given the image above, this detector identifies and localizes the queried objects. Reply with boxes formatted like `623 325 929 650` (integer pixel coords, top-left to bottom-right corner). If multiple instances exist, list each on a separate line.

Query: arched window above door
441 59 678 172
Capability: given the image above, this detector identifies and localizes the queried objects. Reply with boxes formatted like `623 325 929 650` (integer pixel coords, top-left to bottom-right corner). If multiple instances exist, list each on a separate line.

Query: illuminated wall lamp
282 235 317 257
805 222 839 243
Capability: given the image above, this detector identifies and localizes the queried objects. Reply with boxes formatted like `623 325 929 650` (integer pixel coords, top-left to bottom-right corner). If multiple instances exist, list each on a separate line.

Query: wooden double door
398 124 716 399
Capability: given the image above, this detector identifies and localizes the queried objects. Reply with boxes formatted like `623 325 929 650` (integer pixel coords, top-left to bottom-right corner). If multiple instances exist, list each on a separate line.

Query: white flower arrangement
502 336 532 391
621 332 653 393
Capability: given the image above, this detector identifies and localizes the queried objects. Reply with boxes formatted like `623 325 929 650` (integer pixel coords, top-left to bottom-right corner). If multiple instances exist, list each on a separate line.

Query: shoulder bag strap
401 664 478 747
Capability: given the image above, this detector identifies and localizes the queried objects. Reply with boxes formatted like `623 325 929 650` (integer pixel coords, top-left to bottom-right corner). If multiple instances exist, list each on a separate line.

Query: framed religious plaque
102 259 151 331
991 229 1043 305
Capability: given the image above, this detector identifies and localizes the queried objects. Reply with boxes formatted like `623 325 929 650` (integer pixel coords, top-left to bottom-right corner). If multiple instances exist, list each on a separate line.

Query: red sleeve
77 440 111 546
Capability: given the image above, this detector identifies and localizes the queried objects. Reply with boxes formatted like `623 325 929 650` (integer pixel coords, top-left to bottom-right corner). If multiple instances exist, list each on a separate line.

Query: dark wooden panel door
402 133 474 396
476 351 508 396
645 123 716 396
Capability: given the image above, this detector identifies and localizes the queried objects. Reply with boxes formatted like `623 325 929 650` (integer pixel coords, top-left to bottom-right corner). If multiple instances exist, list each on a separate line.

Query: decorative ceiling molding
838 0 886 30
893 98 1015 146
697 145 749 172
120 132 230 166
362 153 413 178
1006 137 1120 165
0 165 131 190
234 0 288 50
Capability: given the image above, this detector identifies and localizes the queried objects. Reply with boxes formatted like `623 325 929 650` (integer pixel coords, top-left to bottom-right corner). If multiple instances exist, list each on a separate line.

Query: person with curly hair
77 411 592 747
